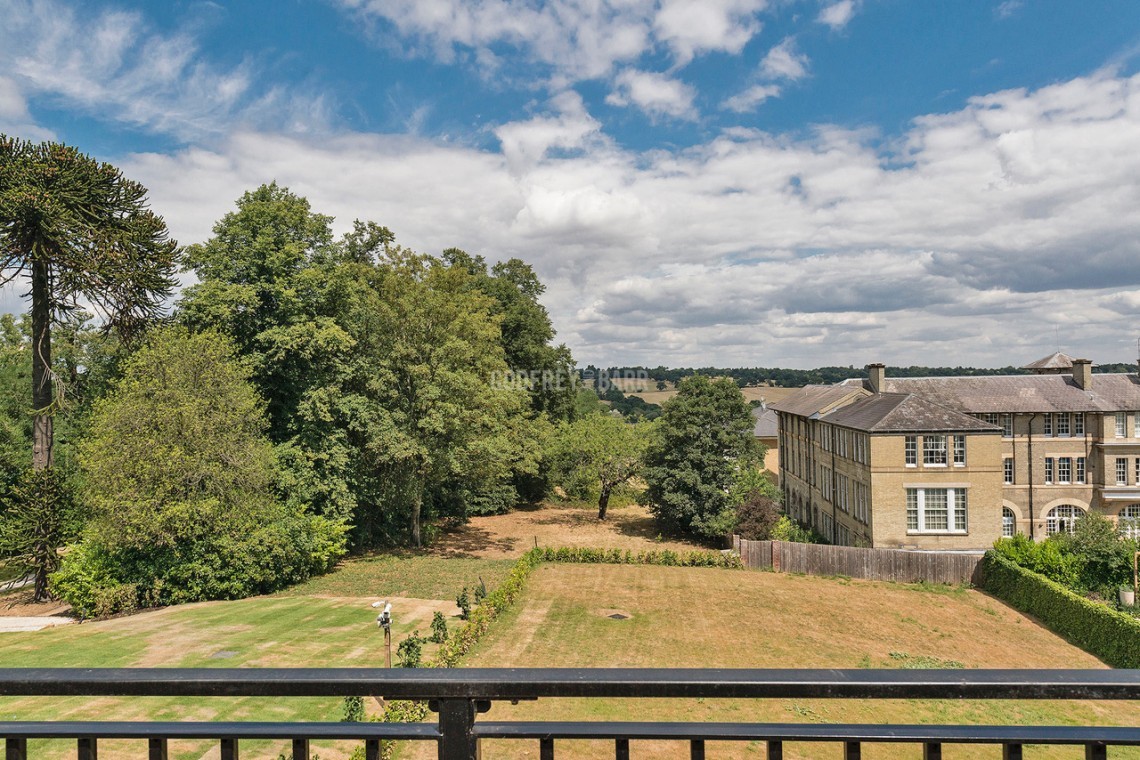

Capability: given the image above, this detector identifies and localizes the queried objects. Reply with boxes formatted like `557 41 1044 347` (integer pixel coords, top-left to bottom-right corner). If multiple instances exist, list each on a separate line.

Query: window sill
907 530 968 536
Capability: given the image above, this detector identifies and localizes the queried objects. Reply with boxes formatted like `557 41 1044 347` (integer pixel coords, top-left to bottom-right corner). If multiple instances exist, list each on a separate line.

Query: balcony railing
2 668 1139 759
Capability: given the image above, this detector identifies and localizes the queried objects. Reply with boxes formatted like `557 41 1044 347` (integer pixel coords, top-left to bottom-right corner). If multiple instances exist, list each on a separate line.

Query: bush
981 551 1140 668
456 587 471 620
734 491 782 540
768 515 820 544
52 513 347 617
429 611 448 643
535 545 742 568
396 631 424 668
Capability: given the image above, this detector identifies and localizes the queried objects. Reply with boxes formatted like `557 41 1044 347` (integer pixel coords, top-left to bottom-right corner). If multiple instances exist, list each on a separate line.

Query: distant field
622 383 799 406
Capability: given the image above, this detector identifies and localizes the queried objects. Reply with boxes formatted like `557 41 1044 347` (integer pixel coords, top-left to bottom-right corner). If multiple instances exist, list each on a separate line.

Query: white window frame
1118 457 1128 486
1000 414 1013 438
1076 457 1086 484
1117 412 1127 438
1003 458 1013 485
906 487 968 534
1044 457 1054 485
923 435 948 467
904 435 917 467
1074 413 1084 436
1120 504 1140 539
1058 457 1072 485
953 435 966 467
1002 507 1016 538
1043 413 1053 437
1046 505 1084 536
1057 413 1070 437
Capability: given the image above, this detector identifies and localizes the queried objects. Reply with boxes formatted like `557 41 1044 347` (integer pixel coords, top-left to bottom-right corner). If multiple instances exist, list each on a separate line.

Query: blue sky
3 0 1140 368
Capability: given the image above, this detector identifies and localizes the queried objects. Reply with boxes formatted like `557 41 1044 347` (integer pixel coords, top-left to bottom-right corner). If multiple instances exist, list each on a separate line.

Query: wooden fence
732 535 983 585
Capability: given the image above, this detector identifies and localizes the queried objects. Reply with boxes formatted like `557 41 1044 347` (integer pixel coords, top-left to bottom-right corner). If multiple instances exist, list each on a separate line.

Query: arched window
1119 504 1140 538
1046 504 1084 536
1002 507 1016 538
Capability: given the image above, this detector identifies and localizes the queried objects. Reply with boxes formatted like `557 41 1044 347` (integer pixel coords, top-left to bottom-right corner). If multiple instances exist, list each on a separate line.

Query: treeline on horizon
591 363 1140 388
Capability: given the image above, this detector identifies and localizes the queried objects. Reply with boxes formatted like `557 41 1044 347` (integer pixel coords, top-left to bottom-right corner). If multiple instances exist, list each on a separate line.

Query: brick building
770 354 1140 550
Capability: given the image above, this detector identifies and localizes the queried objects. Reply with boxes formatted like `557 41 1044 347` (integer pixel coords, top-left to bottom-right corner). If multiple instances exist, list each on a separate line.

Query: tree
56 327 345 613
0 468 80 601
549 413 649 519
0 137 179 470
642 375 757 540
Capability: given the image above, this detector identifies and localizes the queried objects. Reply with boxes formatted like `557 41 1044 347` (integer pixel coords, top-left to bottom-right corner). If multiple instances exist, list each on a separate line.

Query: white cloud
0 0 332 141
995 1 1023 20
817 0 857 30
760 37 810 82
336 0 768 83
107 70 1140 368
606 69 698 120
653 0 766 65
722 83 782 112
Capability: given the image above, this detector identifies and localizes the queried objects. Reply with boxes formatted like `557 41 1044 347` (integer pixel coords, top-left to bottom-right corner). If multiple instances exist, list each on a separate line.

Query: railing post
844 740 861 760
365 739 380 760
220 737 238 760
77 737 97 760
615 738 629 759
923 742 942 760
6 738 27 760
690 739 706 759
1086 743 1107 760
540 737 554 760
148 738 168 760
1003 744 1023 760
767 739 783 760
292 738 310 760
436 698 480 760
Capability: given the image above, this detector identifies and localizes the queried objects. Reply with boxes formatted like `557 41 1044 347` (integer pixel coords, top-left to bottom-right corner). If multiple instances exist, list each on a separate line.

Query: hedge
980 550 1140 668
536 546 743 568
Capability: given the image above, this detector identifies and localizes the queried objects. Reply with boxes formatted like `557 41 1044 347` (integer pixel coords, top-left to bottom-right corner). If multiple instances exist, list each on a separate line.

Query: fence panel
734 537 982 585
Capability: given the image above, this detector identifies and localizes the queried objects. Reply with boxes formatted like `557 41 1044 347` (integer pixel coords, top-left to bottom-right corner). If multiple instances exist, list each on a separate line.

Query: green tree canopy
641 375 757 540
549 413 649 519
0 137 179 469
58 327 345 614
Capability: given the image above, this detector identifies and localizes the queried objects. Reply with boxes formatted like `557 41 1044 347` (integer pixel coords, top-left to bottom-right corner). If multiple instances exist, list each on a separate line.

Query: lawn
2 505 1136 759
0 552 494 760
440 564 1140 760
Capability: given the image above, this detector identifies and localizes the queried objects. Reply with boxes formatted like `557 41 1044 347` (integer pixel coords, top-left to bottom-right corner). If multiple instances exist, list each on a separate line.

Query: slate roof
823 393 1002 434
839 373 1140 414
752 406 778 438
1022 351 1074 371
768 384 868 418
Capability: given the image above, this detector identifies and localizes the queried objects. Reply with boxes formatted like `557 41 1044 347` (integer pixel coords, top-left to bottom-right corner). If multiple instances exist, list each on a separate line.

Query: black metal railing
2 668 1140 759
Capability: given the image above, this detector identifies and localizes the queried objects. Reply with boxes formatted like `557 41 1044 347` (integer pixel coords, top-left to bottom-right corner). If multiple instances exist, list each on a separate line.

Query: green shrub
536 545 742 569
769 515 818 543
396 631 424 668
429 611 448 643
456 587 471 620
981 551 1140 668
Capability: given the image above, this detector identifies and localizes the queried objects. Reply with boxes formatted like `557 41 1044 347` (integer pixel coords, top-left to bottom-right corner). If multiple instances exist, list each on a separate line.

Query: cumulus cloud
760 37 810 81
0 0 332 141
107 70 1140 368
817 0 857 30
606 69 698 120
335 0 767 83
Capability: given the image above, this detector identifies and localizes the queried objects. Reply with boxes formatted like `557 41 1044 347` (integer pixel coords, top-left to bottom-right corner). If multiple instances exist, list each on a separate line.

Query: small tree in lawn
550 413 649 520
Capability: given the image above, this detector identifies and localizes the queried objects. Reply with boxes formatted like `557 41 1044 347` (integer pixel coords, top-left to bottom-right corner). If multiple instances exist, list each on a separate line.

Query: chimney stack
867 363 886 394
1072 359 1092 390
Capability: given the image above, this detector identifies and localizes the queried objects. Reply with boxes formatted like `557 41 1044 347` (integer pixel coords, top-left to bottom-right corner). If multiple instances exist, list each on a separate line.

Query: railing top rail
0 668 1138 700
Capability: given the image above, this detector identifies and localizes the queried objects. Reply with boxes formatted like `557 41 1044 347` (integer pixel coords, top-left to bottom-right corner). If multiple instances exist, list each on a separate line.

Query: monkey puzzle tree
0 137 179 469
